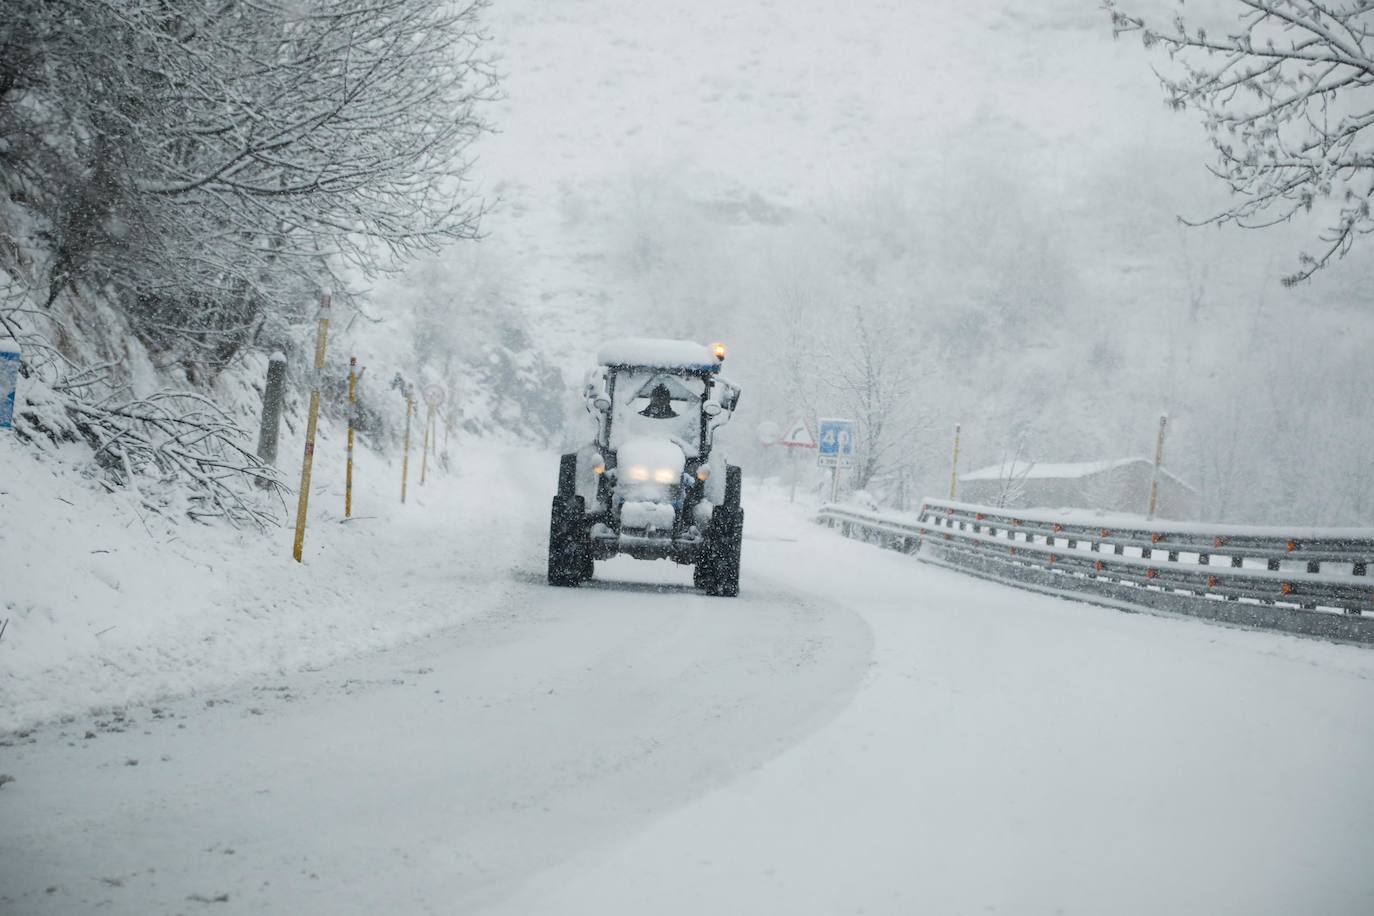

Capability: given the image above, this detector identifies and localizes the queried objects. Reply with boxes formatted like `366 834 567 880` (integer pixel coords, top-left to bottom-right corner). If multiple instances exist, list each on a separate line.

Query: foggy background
379 0 1373 525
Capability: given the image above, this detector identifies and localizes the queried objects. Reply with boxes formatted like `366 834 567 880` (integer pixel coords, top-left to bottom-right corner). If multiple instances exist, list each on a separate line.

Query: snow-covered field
4 450 1373 915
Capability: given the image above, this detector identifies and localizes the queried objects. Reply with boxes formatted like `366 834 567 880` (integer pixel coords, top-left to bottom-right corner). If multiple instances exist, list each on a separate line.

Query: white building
956 457 1195 519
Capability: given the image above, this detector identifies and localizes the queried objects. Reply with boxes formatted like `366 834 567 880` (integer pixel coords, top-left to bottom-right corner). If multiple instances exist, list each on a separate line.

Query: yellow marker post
401 392 413 503
345 356 357 518
420 401 434 486
429 404 439 474
292 293 332 563
1147 412 1168 519
949 422 961 500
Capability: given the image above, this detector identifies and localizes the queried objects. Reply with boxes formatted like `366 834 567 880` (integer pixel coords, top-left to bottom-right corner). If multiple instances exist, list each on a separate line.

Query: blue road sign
817 417 855 467
0 338 18 431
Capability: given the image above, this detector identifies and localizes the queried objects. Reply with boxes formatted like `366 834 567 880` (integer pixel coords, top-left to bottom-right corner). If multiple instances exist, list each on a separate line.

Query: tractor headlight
652 468 677 484
627 465 651 482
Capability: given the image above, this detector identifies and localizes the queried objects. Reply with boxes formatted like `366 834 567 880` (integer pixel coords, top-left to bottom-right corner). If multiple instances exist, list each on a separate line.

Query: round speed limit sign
423 384 447 407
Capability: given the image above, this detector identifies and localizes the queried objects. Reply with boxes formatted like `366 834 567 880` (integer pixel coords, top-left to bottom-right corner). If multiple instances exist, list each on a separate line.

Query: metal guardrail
816 499 1374 646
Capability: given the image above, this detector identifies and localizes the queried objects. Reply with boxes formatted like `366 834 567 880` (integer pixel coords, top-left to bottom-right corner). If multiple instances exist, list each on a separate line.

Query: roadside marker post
778 418 817 503
420 402 435 485
949 422 961 500
254 351 288 481
419 384 445 486
345 357 357 518
292 293 331 563
401 390 414 503
1148 412 1168 519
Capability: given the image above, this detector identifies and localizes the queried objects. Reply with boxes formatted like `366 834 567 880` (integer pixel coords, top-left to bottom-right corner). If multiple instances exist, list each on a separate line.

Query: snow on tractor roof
596 338 720 372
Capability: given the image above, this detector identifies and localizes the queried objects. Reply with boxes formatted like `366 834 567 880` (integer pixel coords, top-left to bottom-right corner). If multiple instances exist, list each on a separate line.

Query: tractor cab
548 338 745 596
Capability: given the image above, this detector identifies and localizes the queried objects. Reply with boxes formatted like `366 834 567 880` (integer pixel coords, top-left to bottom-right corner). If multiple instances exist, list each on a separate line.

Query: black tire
548 494 587 587
693 558 715 592
556 453 578 499
724 464 742 510
703 504 743 597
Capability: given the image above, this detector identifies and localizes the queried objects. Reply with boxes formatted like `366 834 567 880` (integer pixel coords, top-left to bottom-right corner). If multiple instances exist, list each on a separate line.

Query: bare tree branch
1106 0 1374 284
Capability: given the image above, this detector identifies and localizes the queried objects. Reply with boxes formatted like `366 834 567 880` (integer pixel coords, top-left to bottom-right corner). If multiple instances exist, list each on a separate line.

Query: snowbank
0 429 550 733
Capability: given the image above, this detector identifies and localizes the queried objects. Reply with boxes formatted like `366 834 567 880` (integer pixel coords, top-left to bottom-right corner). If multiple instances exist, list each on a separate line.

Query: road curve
0 480 874 915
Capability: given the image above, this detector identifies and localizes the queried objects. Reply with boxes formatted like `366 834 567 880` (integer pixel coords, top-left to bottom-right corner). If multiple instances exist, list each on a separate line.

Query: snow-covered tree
1107 0 1374 284
1 0 496 369
821 299 922 493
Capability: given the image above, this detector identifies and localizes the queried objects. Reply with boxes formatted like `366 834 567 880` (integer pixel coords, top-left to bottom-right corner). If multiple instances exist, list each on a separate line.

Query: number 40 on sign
817 418 855 468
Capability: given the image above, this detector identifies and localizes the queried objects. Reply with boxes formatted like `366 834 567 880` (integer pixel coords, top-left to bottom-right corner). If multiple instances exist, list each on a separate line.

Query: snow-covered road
4 450 1374 915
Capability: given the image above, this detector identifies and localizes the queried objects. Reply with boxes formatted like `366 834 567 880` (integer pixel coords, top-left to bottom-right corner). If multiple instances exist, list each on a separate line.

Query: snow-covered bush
11 339 283 527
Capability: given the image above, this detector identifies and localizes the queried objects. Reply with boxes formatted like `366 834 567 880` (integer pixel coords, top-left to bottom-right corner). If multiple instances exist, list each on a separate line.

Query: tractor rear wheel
699 465 743 596
548 494 588 587
548 454 588 587
702 503 743 597
693 557 715 592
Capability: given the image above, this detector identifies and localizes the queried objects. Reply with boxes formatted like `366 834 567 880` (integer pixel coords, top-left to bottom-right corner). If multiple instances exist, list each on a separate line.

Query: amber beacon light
712 342 727 362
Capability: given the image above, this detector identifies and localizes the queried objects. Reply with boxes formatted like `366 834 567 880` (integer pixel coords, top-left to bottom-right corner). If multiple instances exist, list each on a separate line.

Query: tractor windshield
609 368 705 456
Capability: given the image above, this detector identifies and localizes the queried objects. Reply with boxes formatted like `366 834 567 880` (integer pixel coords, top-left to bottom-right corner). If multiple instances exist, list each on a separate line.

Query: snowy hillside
367 0 1373 525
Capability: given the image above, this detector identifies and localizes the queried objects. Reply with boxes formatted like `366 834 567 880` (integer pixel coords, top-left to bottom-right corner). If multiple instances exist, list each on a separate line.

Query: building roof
963 457 1194 490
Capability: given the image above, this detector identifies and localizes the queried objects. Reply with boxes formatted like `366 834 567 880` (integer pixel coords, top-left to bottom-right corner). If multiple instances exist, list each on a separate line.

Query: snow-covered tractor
547 338 745 596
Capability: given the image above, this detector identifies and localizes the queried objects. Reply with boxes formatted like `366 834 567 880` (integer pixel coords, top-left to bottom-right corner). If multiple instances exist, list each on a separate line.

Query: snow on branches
13 340 284 528
0 0 496 364
1106 0 1374 284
